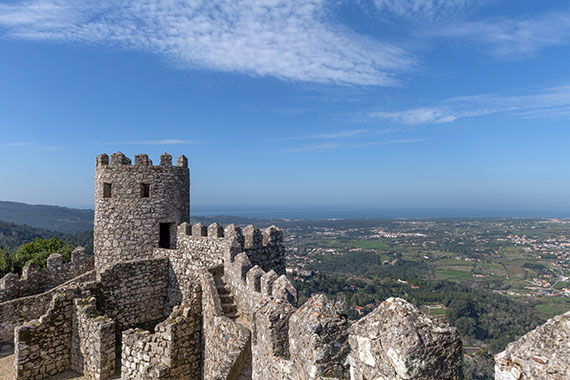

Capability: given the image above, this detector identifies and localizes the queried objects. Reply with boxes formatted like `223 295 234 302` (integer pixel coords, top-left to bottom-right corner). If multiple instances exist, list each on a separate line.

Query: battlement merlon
96 152 189 169
176 222 284 254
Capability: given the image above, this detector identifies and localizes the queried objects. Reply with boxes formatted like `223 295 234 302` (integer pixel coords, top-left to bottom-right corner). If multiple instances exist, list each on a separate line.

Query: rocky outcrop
495 310 570 380
348 297 463 380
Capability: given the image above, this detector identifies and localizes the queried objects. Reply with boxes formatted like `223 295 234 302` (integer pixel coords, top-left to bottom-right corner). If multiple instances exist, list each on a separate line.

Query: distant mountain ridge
0 201 94 234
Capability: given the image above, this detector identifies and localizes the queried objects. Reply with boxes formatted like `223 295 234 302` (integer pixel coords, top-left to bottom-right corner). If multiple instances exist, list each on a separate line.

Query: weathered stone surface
289 294 351 379
0 247 93 303
94 152 190 273
0 270 95 344
348 297 463 380
72 296 116 379
494 310 570 380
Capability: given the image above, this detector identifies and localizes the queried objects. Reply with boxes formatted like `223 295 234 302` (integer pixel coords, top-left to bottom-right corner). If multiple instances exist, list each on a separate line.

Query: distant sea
190 206 570 220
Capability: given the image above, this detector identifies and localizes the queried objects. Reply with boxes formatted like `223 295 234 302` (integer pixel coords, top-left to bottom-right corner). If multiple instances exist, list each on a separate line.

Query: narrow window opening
103 183 112 198
140 183 150 198
159 223 172 249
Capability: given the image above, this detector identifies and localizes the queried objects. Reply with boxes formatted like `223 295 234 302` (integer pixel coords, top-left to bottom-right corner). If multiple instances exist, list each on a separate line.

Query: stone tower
93 152 190 273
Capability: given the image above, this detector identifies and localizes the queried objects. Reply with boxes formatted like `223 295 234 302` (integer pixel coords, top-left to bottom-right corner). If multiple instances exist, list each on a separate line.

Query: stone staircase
213 270 252 380
213 272 240 321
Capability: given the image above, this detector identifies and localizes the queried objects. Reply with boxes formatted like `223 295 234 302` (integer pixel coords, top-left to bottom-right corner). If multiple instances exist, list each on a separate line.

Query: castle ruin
0 152 568 380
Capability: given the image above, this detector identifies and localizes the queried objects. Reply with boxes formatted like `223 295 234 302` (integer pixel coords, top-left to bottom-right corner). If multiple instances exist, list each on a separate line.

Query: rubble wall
348 297 463 380
14 288 77 379
495 310 570 380
252 295 463 380
121 292 202 380
97 258 169 330
0 270 95 344
0 247 93 303
72 296 116 380
161 222 230 311
201 270 250 380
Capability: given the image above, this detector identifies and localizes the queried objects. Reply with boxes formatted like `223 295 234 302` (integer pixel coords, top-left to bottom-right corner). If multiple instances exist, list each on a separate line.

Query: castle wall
14 287 77 379
222 225 293 322
94 152 189 273
0 270 95 344
121 291 202 380
251 295 463 380
0 247 93 303
96 258 169 331
160 222 230 311
201 269 251 380
348 297 463 380
494 310 570 380
72 296 116 380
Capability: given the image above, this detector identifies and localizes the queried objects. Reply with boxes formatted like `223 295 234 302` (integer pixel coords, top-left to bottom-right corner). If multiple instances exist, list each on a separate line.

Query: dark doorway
159 223 172 248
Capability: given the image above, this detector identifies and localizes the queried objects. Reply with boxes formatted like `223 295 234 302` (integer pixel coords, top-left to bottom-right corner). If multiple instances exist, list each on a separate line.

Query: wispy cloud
266 129 368 142
284 138 426 152
428 10 570 58
370 83 570 125
374 0 490 23
4 142 65 151
0 0 415 86
109 139 197 145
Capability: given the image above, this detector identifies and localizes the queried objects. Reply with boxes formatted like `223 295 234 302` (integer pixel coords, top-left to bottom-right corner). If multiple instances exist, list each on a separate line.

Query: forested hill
0 219 93 253
0 201 93 233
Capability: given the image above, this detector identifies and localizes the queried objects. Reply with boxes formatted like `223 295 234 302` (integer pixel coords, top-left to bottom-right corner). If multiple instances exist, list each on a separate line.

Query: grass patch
350 240 390 250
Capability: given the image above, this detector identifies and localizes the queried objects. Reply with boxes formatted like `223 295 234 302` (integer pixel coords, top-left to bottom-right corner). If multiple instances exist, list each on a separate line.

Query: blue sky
1 0 570 216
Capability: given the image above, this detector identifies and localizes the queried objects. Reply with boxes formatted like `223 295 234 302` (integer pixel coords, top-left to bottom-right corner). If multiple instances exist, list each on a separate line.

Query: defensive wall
4 151 570 380
0 247 93 303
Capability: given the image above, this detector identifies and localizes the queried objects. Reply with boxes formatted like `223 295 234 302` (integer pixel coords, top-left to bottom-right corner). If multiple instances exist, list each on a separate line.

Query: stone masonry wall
494 310 570 380
94 152 189 273
251 295 463 380
96 258 169 331
14 287 78 380
159 222 232 311
120 292 202 380
0 247 93 303
201 269 250 380
72 296 116 380
348 297 463 380
221 225 293 322
0 270 95 344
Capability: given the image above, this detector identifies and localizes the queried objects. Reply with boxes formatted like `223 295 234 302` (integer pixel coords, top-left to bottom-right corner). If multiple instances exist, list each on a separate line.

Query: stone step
225 310 240 319
217 286 230 295
222 303 237 313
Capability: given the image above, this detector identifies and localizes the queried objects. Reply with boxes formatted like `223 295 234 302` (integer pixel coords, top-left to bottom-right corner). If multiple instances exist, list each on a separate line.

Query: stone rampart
251 295 463 380
201 269 251 380
14 287 78 379
160 222 234 311
0 270 95 344
494 310 570 380
72 296 116 380
348 297 463 380
222 225 295 322
97 257 169 330
0 247 93 303
121 292 201 380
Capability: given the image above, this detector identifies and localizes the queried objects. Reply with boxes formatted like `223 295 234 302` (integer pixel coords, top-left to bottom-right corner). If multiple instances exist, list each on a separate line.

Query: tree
11 238 73 274
0 248 11 277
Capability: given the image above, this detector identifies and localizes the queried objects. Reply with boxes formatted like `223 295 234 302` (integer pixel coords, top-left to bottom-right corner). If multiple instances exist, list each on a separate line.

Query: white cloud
374 0 489 22
370 83 570 125
266 129 368 142
115 139 197 145
429 10 570 58
284 138 425 152
0 0 416 86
